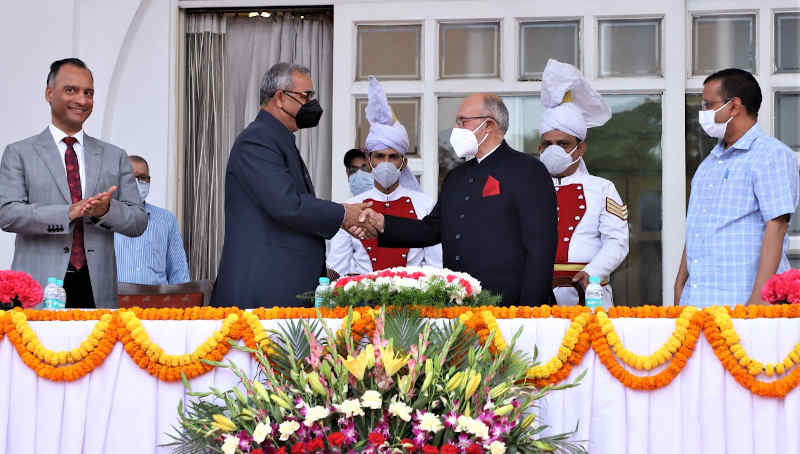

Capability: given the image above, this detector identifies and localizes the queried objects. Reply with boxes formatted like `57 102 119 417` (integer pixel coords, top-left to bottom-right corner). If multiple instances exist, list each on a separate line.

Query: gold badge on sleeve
606 197 628 221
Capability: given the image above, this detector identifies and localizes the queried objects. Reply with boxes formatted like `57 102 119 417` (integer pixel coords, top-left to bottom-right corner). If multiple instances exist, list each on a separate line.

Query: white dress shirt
49 124 86 196
476 143 502 164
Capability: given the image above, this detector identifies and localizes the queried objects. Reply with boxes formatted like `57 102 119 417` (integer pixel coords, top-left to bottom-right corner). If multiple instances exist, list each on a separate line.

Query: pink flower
762 269 800 304
0 270 43 308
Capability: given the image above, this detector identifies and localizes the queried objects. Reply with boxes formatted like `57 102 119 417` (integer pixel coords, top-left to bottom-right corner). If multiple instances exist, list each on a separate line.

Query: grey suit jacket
0 128 148 307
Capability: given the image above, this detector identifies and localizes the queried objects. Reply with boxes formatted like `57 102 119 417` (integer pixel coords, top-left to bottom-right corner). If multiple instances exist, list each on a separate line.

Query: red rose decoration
368 432 386 446
440 444 458 454
466 444 483 454
251 450 264 454
307 437 324 452
275 448 286 454
327 432 346 447
422 445 439 454
400 438 416 453
290 442 306 454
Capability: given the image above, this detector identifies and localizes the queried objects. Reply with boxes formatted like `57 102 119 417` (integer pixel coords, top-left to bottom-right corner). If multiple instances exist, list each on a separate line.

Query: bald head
455 93 508 159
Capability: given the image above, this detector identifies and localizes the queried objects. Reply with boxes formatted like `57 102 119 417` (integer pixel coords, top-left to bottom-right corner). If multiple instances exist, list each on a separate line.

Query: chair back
118 280 214 308
552 276 586 306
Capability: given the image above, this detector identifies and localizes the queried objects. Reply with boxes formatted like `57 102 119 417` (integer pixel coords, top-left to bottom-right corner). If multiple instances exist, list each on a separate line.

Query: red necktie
63 137 86 270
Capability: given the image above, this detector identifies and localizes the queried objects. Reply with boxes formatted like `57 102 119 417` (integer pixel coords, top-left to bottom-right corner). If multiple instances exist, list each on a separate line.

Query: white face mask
372 161 402 189
449 119 489 159
136 180 149 201
698 100 732 139
348 170 373 196
540 144 579 176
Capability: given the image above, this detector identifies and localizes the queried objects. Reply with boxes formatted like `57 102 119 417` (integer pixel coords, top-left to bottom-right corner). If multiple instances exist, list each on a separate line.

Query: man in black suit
357 94 557 306
212 63 369 308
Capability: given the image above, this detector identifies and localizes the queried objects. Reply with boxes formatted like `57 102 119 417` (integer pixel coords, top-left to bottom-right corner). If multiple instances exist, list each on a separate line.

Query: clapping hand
68 186 117 220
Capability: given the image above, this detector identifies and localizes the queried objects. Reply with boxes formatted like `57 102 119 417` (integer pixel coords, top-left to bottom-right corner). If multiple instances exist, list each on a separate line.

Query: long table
1 311 798 454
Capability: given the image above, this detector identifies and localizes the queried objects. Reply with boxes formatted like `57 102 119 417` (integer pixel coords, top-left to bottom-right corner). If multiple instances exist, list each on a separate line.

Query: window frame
517 17 583 81
689 11 758 76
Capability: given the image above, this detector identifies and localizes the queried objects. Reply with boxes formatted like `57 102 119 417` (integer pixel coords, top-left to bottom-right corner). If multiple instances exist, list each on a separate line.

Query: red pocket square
482 175 501 197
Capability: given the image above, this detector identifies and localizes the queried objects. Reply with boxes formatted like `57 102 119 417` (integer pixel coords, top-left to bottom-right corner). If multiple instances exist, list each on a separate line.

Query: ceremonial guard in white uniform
327 77 442 275
538 59 629 307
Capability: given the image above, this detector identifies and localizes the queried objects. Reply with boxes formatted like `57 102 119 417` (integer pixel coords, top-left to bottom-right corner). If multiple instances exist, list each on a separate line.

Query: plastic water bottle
54 279 67 309
585 276 604 310
42 278 60 309
314 277 330 308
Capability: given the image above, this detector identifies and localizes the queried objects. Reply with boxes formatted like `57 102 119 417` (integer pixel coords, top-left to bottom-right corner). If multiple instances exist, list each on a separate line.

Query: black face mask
282 93 323 129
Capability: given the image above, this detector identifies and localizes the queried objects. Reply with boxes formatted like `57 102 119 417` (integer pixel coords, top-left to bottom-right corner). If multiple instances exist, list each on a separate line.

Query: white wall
0 0 177 268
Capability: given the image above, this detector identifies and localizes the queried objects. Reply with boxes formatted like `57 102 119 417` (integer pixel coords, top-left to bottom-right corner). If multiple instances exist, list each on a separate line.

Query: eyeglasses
282 89 316 102
346 164 370 177
135 175 151 183
455 116 493 128
700 98 731 111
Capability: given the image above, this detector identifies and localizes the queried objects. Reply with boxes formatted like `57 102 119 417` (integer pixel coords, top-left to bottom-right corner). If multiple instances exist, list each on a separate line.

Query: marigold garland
1 305 800 397
590 307 705 390
596 307 698 371
704 307 800 397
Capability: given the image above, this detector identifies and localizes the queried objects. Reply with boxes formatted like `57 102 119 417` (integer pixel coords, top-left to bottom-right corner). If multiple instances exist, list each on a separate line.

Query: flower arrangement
167 307 586 453
322 266 501 307
761 269 800 304
0 270 43 310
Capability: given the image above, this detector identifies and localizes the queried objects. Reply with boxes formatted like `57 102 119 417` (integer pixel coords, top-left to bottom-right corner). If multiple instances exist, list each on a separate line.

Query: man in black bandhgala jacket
356 94 557 306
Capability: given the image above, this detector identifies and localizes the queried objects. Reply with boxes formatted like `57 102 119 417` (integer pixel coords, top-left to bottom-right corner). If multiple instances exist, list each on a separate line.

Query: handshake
342 202 385 239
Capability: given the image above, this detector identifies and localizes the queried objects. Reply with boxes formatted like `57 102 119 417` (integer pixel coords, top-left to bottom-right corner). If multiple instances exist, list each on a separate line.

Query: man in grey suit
0 58 147 308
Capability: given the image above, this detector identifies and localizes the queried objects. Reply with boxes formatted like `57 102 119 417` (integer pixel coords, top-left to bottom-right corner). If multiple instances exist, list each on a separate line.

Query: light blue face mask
137 180 150 201
348 169 373 196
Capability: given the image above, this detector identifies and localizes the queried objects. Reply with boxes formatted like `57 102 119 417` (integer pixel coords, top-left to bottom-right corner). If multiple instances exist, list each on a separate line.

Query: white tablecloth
1 317 799 454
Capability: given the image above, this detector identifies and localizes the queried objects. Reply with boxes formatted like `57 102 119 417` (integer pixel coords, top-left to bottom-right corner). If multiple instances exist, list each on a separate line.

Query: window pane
440 22 500 78
437 94 663 306
692 15 755 75
355 97 420 155
776 13 800 73
357 25 421 81
598 19 661 77
684 94 718 206
777 92 800 151
520 21 580 80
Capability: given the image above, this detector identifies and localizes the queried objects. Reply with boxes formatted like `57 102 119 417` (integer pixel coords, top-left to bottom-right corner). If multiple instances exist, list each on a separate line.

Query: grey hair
128 155 149 170
260 62 311 105
483 94 509 133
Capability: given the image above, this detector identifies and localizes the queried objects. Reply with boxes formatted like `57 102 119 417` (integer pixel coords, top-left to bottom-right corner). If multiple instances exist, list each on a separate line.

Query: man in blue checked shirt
114 156 190 285
675 68 799 308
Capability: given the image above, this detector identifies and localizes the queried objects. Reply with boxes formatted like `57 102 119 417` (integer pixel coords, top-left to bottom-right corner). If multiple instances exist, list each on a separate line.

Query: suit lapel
82 135 102 197
33 129 71 203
